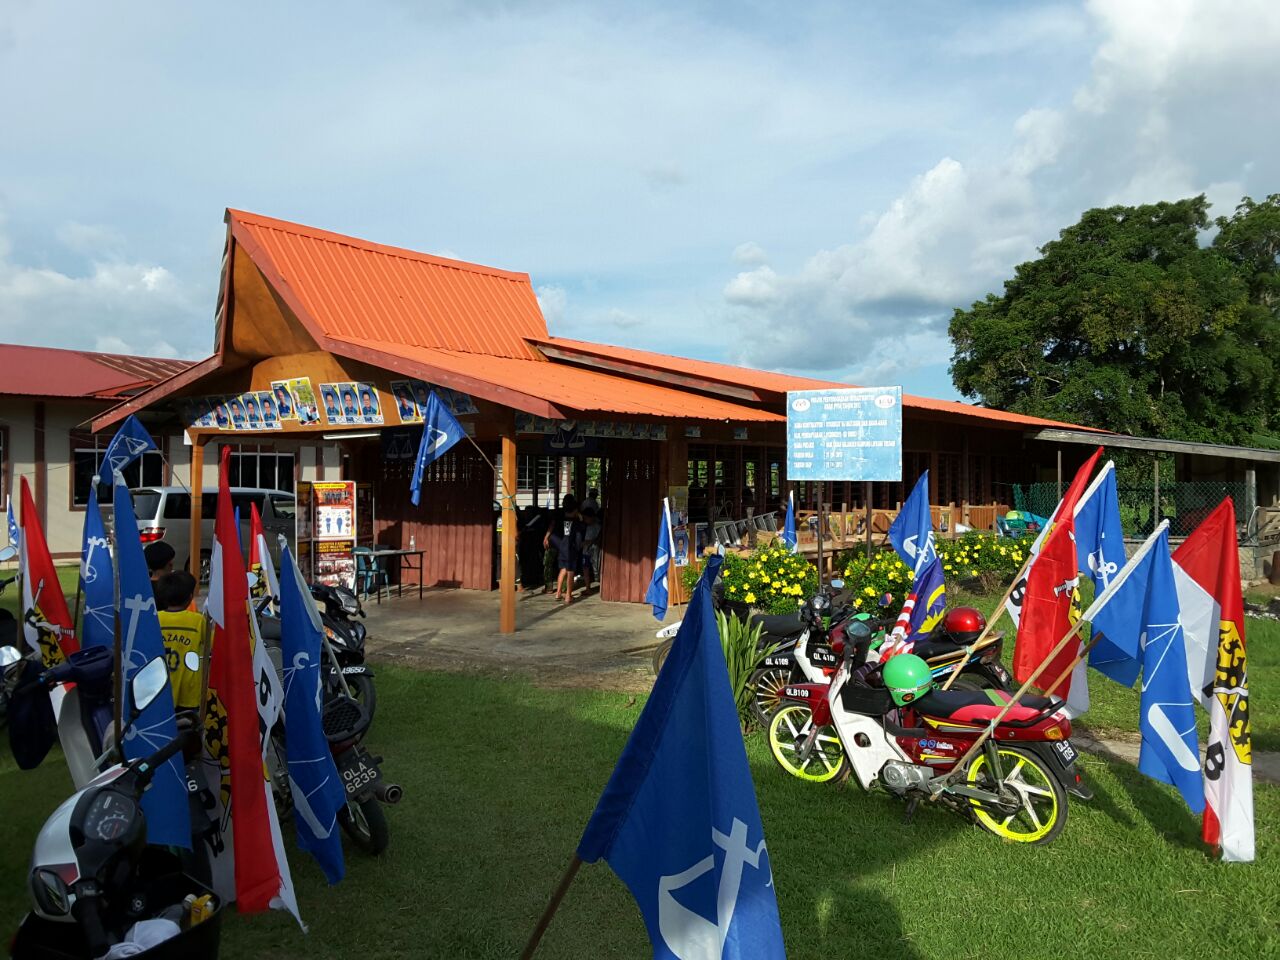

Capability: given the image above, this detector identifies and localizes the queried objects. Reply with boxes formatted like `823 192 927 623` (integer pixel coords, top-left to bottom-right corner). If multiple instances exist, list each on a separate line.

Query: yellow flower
727 584 737 594
863 586 875 597
853 597 863 608
969 569 978 578
744 591 756 604
772 580 781 589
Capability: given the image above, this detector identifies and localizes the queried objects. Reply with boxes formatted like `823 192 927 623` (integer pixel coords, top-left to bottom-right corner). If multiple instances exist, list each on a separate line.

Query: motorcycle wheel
964 745 1067 845
651 638 674 676
750 667 792 728
342 672 377 719
767 704 849 783
339 796 390 855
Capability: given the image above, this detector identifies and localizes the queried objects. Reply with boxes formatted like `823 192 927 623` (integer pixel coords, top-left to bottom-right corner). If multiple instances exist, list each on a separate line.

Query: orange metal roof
228 209 548 360
329 337 784 422
531 336 1098 432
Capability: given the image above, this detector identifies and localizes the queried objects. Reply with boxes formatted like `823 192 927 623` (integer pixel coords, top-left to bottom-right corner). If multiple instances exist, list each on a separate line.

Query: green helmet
882 654 934 707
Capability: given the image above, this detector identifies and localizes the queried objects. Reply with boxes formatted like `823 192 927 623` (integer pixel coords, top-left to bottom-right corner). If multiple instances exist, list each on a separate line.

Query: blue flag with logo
410 390 466 506
904 554 947 639
889 472 934 573
781 491 797 553
1074 462 1126 595
7 497 18 550
78 485 115 650
579 555 785 959
280 545 346 884
113 473 191 848
644 500 673 621
1086 523 1204 813
98 415 157 483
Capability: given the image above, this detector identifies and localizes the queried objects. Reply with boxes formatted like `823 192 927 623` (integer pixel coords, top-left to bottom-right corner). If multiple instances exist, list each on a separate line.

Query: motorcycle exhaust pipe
375 782 403 805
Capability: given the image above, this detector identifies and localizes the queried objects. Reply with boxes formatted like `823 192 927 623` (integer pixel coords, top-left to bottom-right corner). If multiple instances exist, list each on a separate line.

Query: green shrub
841 532 1037 609
681 544 819 615
716 610 774 729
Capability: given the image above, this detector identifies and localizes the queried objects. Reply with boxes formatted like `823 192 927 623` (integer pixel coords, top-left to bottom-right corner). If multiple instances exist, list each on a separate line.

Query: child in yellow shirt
155 571 209 712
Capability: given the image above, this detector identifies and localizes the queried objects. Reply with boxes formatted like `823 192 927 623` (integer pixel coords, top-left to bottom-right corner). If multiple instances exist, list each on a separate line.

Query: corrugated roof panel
533 336 1097 431
229 210 547 360
330 338 785 422
0 343 192 399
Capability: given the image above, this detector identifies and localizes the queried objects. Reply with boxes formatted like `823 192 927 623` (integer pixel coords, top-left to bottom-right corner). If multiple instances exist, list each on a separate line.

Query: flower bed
680 545 819 615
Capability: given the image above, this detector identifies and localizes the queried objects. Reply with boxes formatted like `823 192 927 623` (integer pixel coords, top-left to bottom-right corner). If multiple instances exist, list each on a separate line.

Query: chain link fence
1013 481 1250 540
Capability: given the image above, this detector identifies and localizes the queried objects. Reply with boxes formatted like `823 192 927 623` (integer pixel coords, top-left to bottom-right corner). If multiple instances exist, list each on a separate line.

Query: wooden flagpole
1039 634 1102 700
519 855 583 960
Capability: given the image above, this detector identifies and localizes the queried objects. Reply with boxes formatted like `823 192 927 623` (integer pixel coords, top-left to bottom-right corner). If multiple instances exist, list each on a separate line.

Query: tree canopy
949 194 1280 448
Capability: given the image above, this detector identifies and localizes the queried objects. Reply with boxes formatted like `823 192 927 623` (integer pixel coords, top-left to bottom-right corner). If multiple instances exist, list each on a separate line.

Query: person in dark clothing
144 541 176 591
544 494 581 604
517 504 549 591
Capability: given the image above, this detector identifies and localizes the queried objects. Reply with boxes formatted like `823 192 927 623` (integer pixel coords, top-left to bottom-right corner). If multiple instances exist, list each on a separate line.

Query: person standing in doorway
579 505 601 592
545 494 581 604
582 487 600 514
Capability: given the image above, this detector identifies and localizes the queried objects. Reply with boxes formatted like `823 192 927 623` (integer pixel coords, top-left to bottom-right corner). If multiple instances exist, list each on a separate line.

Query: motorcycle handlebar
135 730 192 782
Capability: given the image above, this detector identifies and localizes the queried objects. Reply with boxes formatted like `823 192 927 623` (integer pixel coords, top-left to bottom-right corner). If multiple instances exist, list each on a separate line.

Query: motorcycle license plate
1053 739 1078 765
341 665 368 676
338 747 382 797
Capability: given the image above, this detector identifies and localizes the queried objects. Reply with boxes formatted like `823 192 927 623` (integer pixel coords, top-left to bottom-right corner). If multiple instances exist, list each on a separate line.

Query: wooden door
600 440 661 603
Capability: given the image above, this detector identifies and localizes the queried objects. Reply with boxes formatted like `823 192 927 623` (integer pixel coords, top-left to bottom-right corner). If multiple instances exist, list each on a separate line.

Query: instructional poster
314 481 356 540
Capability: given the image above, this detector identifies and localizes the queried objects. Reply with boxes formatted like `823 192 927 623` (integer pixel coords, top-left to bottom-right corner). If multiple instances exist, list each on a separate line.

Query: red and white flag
1011 447 1102 711
18 476 78 669
1172 499 1253 862
248 502 279 603
205 447 302 923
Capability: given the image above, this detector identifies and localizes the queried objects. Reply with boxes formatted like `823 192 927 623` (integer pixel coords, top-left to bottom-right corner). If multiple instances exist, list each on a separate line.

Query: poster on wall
314 481 356 540
211 397 232 429
668 485 690 567
258 391 283 430
271 377 321 425
391 379 479 424
177 398 216 430
313 540 355 590
319 382 384 426
228 395 248 429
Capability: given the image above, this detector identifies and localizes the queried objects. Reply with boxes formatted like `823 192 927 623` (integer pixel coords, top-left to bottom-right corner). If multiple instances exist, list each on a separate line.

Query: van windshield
131 490 163 519
158 492 266 520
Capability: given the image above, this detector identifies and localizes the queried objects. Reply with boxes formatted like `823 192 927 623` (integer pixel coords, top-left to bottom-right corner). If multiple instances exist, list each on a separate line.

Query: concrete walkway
360 585 671 691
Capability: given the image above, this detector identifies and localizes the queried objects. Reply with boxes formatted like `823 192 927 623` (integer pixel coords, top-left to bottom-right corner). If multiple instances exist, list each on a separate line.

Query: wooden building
95 209 1107 631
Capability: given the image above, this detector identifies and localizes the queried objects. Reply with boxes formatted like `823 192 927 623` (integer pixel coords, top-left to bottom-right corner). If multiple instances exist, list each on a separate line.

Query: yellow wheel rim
768 705 845 783
966 748 1059 842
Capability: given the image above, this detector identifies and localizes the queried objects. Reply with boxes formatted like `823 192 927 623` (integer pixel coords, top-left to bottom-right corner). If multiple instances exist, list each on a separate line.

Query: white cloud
535 284 567 327
731 241 767 267
722 0 1280 386
0 218 207 359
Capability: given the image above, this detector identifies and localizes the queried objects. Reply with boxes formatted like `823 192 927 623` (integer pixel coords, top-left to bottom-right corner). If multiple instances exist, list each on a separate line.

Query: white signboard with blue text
786 387 903 481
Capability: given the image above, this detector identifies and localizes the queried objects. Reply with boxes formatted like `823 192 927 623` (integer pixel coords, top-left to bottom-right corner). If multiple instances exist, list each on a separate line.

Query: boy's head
156 570 196 611
587 488 599 500
144 541 176 580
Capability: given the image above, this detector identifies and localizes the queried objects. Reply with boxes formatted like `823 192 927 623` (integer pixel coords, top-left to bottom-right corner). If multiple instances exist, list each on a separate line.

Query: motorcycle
10 657 223 959
766 621 1085 844
253 595 400 856
1 544 20 726
308 582 375 716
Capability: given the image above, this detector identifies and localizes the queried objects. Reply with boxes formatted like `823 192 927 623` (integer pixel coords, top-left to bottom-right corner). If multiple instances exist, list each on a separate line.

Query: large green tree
949 195 1280 448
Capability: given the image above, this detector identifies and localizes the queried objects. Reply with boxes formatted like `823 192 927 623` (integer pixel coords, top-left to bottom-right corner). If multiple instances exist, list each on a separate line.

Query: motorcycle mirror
830 578 845 590
0 645 23 669
131 658 170 714
879 592 893 608
183 651 201 673
0 545 16 563
847 620 873 641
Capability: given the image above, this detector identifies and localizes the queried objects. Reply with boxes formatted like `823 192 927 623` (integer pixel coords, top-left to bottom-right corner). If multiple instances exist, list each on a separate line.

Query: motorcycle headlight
32 868 70 916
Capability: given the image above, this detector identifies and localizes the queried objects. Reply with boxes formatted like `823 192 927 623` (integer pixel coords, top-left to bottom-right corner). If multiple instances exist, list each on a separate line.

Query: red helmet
943 606 986 644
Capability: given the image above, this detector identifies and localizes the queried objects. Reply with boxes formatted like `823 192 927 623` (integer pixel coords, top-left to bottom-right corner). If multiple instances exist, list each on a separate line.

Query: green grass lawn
3 666 1276 960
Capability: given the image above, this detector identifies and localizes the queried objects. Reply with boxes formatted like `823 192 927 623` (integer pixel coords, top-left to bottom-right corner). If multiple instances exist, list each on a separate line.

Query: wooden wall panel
600 440 661 603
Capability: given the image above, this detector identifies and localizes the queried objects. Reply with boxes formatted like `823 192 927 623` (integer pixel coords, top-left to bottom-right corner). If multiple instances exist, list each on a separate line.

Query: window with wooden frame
71 432 164 508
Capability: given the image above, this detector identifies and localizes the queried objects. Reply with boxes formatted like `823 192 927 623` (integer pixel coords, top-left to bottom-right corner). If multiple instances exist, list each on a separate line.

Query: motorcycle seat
750 613 805 638
913 689 1055 725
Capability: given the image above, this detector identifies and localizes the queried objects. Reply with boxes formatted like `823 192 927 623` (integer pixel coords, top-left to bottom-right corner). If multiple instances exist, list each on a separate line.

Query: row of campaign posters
179 377 477 432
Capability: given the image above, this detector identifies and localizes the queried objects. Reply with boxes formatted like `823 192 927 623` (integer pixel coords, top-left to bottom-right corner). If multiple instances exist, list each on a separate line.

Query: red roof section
329 338 784 422
228 209 548 361
0 343 191 400
532 336 1098 432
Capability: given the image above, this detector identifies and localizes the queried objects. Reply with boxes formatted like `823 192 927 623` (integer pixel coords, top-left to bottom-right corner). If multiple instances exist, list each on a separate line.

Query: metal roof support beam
1026 428 1280 464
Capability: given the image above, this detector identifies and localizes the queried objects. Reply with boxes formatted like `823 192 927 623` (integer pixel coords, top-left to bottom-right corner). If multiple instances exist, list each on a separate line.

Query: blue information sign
786 387 903 482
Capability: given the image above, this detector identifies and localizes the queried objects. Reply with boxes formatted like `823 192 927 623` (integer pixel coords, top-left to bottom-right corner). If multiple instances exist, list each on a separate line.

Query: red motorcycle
767 621 1085 844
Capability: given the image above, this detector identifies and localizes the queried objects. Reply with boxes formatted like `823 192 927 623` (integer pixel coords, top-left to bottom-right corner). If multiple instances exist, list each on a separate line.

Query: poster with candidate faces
320 381 384 426
270 377 322 426
390 379 479 424
177 398 216 430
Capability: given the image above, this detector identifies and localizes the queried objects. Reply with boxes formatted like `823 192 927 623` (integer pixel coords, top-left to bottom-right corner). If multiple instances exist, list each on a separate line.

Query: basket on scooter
322 693 371 744
839 679 894 717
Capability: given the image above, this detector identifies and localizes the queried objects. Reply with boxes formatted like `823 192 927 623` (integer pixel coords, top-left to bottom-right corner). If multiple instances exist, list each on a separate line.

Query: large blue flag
781 491 797 553
1075 461 1126 595
579 555 785 959
410 390 466 506
889 471 934 573
113 473 191 848
7 496 18 550
644 500 673 621
98 415 158 483
1086 522 1205 813
279 545 346 885
78 485 114 650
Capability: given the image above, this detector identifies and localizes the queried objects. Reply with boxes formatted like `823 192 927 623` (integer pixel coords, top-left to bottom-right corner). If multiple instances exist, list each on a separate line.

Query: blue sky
1 1 1277 400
